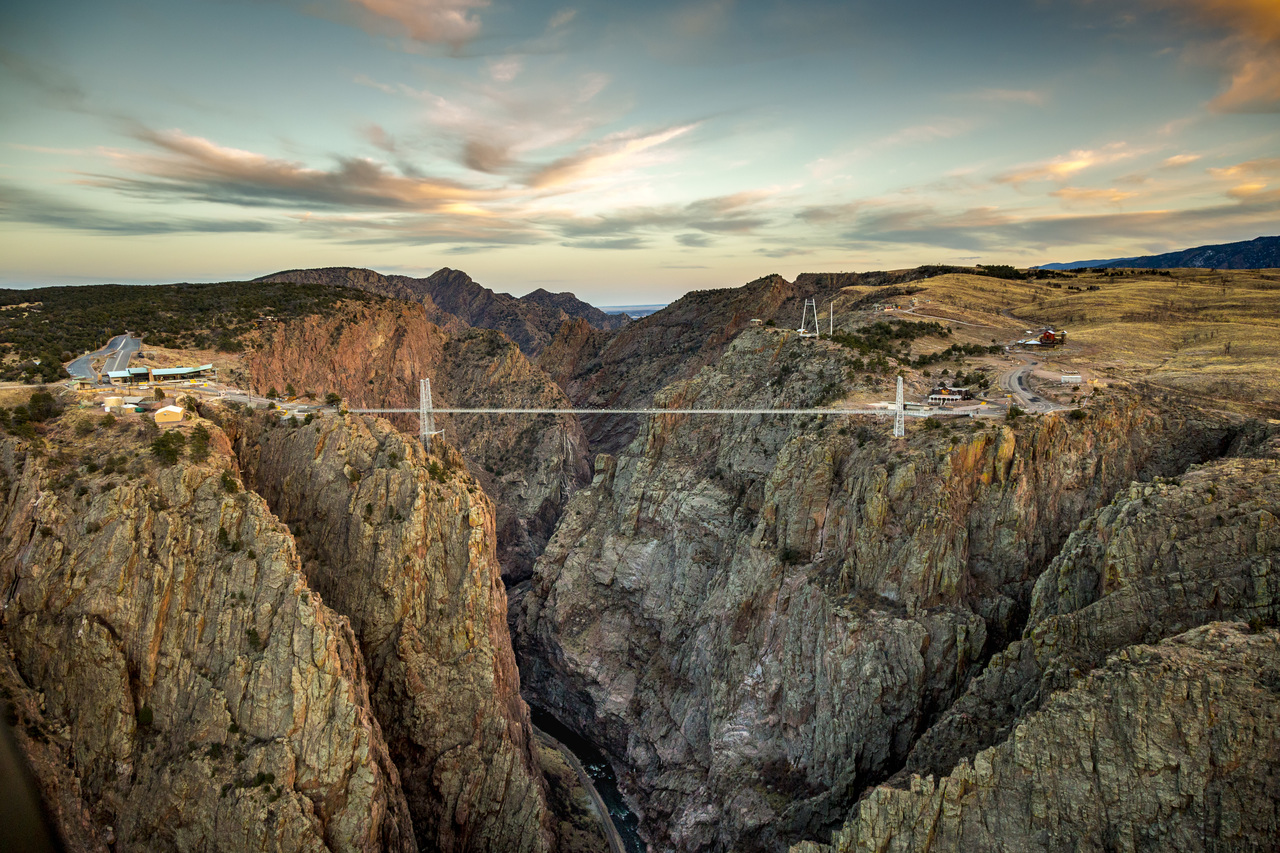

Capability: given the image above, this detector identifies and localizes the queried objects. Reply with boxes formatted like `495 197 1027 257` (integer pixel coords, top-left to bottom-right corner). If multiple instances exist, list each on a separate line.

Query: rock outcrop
234 412 555 853
0 413 415 852
884 453 1280 799
797 622 1280 853
247 301 590 582
254 267 627 356
517 327 1238 852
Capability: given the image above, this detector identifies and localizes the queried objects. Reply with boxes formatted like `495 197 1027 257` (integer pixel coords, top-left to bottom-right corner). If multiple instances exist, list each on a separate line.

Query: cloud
525 123 698 188
0 182 277 235
1162 153 1202 167
487 56 523 83
809 119 974 178
1151 0 1280 112
676 233 713 247
555 192 774 240
1049 187 1139 206
1207 157 1280 179
962 88 1047 106
994 144 1141 185
91 128 505 213
346 0 489 45
819 189 1280 254
549 8 577 28
560 236 647 250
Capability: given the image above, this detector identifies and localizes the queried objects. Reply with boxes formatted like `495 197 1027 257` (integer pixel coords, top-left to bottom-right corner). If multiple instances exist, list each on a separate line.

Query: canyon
1 266 1278 852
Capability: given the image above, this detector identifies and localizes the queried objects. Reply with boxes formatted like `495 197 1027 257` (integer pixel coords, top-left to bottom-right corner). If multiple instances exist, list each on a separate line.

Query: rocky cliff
546 273 938 453
796 621 1280 853
247 301 590 582
517 326 1241 853
234 411 556 853
0 409 416 852
254 267 627 356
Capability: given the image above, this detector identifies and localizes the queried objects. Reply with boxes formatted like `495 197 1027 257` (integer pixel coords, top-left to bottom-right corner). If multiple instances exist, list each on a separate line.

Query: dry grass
895 269 1280 415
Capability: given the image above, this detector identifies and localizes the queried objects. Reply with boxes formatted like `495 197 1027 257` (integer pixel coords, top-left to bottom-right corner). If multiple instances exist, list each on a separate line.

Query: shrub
221 471 238 493
154 387 166 401
1068 408 1087 421
150 431 186 466
1006 405 1024 421
189 425 211 462
324 392 341 407
137 705 154 727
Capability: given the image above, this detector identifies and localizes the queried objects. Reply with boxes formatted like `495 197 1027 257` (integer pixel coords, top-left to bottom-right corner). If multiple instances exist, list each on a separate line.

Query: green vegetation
150 431 187 466
0 390 64 439
189 425 211 462
0 280 389 378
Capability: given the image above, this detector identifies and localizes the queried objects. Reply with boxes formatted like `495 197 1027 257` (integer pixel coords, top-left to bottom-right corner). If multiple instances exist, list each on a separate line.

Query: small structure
1060 374 1082 384
749 318 763 326
927 385 974 406
107 367 151 385
151 364 215 383
154 405 185 426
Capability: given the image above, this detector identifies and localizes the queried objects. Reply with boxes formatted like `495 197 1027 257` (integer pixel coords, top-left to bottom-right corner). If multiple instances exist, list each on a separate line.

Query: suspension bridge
348 378 923 444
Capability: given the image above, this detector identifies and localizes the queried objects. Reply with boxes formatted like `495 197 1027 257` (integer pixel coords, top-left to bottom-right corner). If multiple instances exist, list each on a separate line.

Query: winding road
67 334 140 385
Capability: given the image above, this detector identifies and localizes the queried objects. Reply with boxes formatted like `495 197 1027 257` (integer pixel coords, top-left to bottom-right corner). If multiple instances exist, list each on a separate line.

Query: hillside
254 267 628 356
1037 234 1280 270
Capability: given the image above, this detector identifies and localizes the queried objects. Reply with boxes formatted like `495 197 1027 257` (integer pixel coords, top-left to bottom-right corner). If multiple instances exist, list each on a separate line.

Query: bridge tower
419 378 442 444
893 375 905 438
798 298 819 337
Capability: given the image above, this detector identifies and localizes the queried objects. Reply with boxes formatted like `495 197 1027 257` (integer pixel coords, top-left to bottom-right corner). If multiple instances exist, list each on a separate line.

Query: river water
529 707 645 853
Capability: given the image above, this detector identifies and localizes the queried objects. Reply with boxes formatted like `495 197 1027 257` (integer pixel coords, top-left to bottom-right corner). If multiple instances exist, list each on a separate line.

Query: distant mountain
1037 235 1280 271
254 267 627 356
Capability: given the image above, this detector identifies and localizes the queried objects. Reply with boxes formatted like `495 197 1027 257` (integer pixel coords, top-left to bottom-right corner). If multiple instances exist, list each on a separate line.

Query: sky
1 0 1278 305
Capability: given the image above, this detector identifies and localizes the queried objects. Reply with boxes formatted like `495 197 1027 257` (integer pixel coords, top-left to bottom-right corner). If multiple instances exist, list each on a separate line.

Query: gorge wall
234 411 555 853
0 411 415 852
247 301 591 582
516 326 1246 853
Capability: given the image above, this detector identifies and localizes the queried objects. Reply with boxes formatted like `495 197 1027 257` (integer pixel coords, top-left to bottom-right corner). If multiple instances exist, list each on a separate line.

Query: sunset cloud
995 145 1140 185
525 123 698 189
1050 187 1139 206
347 0 489 45
93 128 503 212
1151 0 1280 112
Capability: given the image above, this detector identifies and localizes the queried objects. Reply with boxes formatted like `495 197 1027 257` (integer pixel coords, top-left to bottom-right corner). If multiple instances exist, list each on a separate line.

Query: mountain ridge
1036 234 1280 270
253 266 628 356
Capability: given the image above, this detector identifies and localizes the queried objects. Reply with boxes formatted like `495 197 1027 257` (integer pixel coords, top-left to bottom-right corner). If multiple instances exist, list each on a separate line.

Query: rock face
517 327 1238 853
254 267 628 356
550 273 942 453
831 453 1280 840
247 301 590 582
234 413 555 853
801 623 1280 853
0 416 415 852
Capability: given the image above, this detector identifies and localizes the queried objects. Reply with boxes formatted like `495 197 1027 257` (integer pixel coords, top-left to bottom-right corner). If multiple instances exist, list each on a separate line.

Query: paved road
999 354 1067 414
67 334 139 384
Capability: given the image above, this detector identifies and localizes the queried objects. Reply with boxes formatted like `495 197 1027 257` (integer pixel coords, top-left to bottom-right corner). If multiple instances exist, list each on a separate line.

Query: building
150 364 215 383
927 385 974 406
106 367 151 385
1060 374 1083 384
107 364 216 386
154 405 185 425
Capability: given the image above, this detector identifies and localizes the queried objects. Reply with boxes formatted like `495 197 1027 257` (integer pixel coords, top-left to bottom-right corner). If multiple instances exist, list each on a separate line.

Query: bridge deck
349 406 922 416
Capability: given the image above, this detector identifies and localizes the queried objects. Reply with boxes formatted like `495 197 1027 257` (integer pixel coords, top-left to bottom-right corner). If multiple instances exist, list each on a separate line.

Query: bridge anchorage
349 377 922 446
